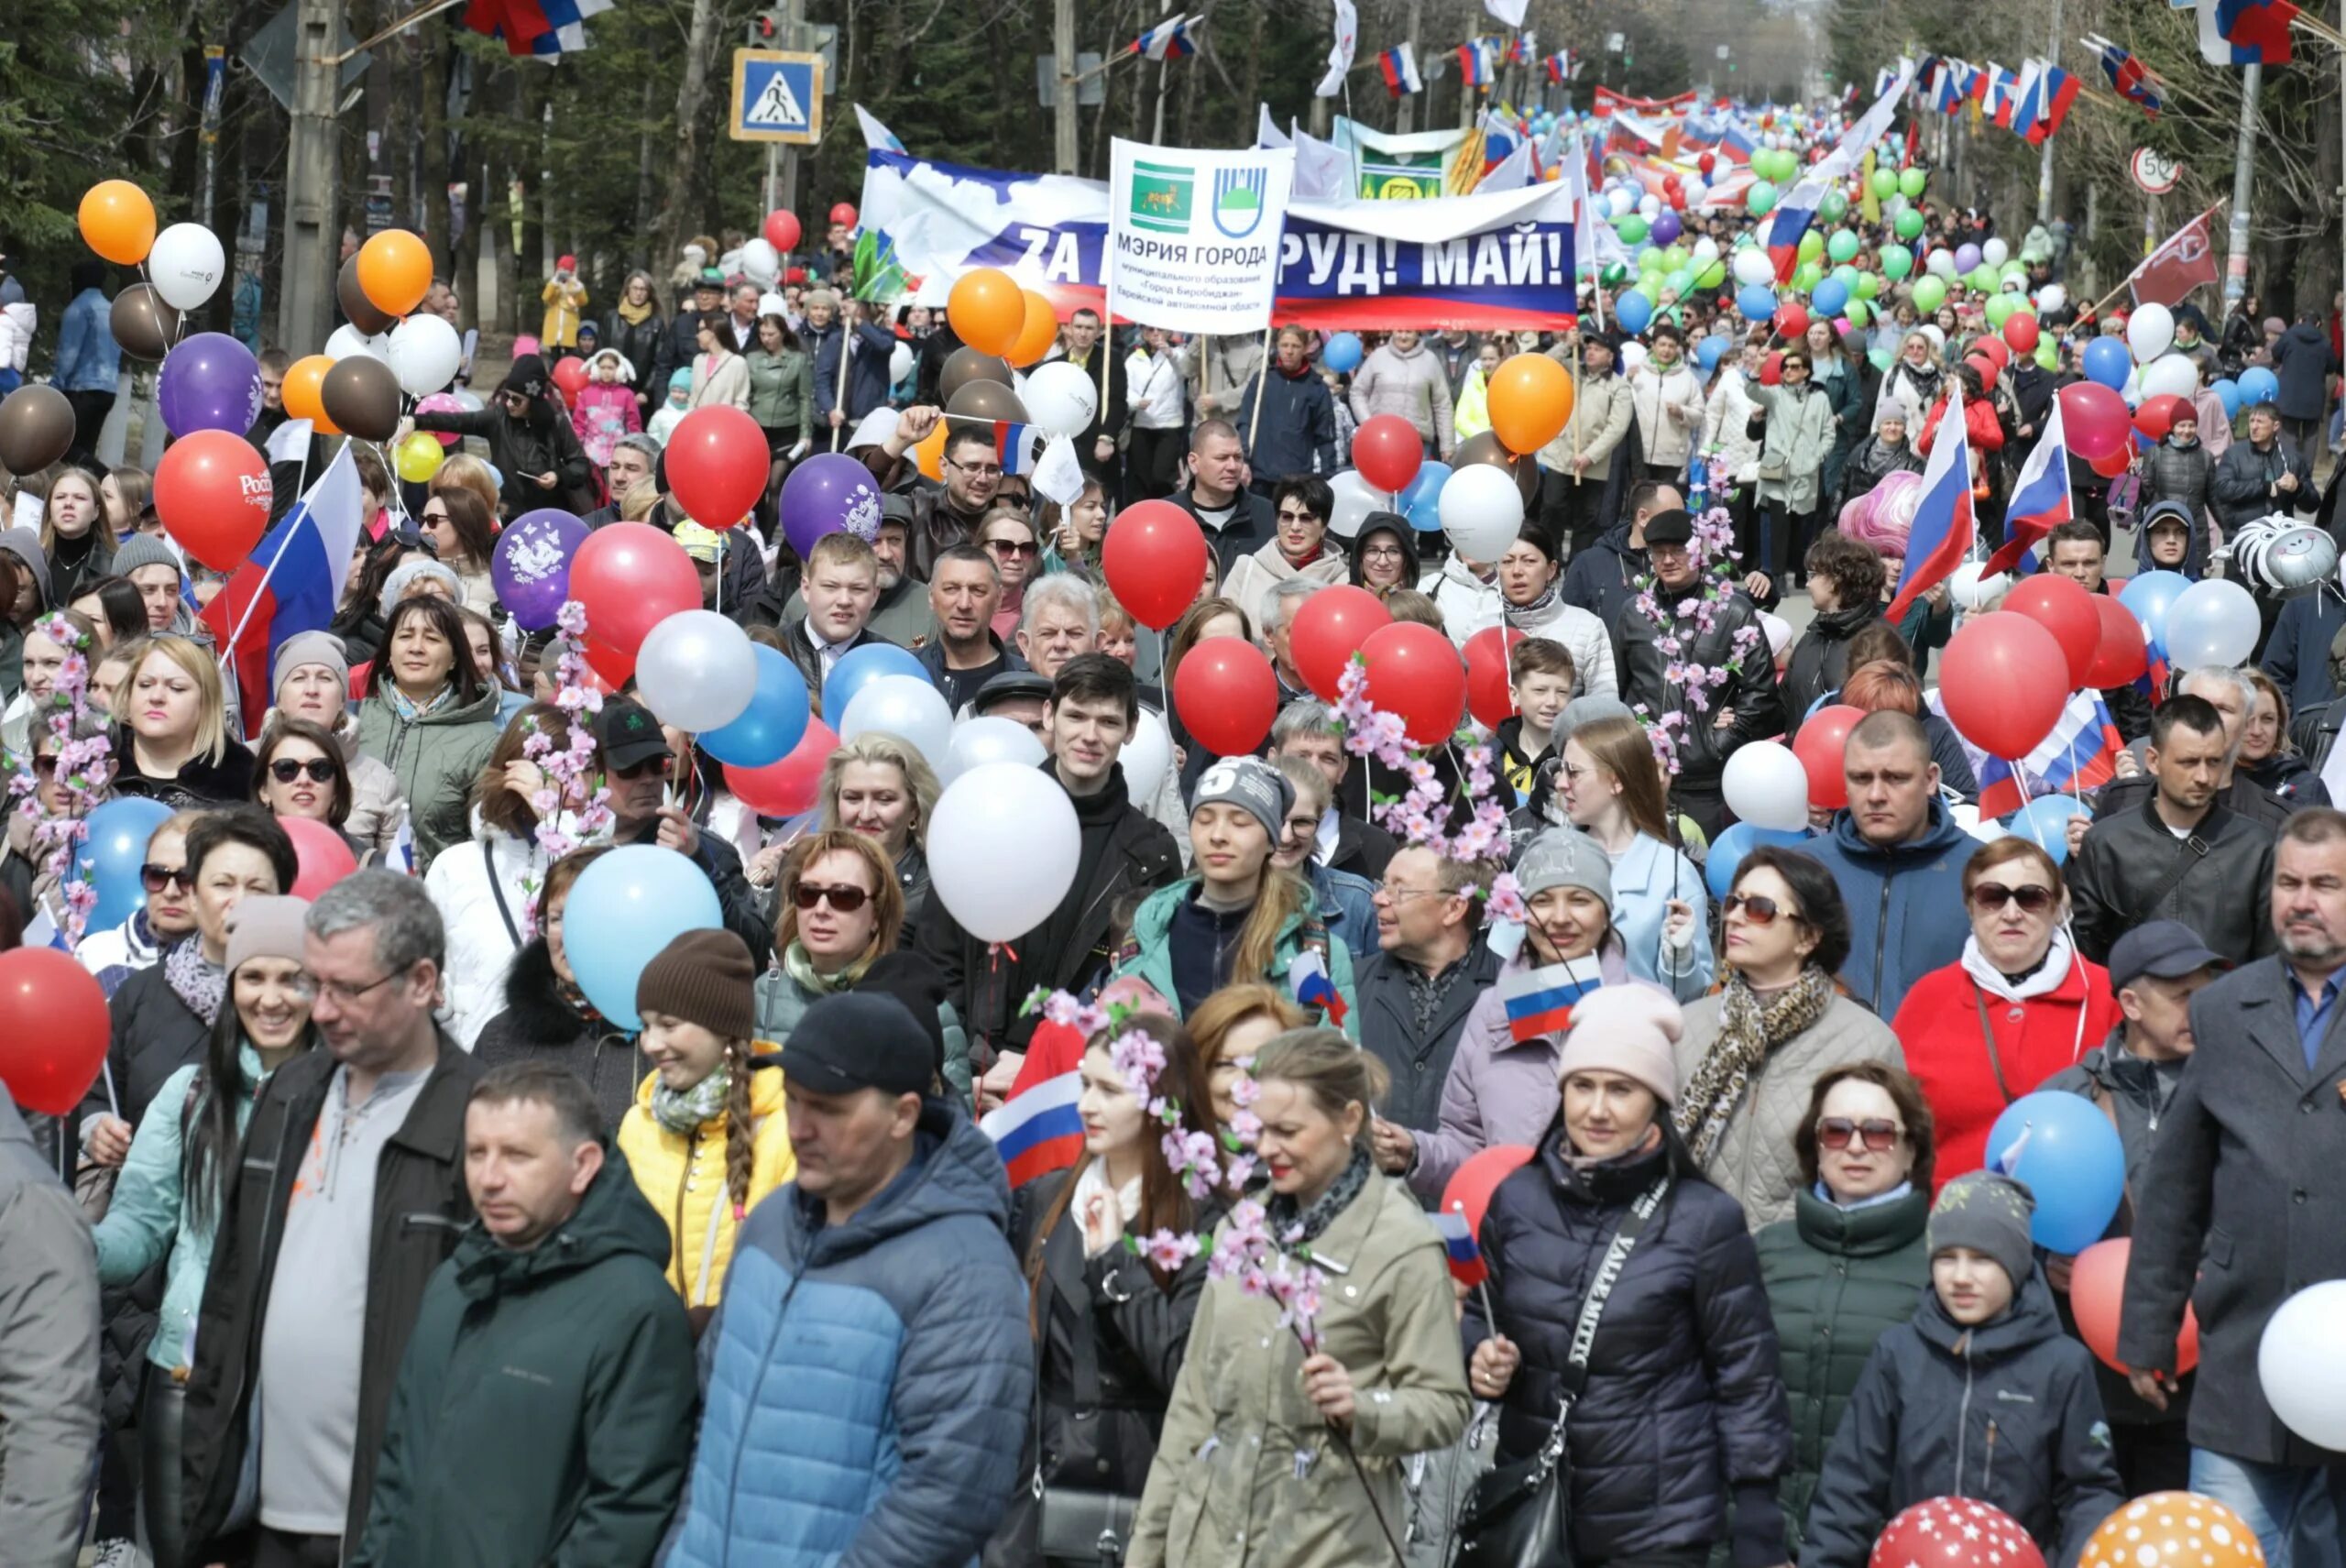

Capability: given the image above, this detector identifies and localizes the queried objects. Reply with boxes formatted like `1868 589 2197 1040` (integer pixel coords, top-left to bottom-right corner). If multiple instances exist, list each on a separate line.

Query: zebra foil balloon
2229 513 2339 599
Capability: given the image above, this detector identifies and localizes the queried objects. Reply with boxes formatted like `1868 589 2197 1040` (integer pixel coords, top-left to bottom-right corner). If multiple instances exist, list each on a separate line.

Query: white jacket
1627 361 1705 470
425 828 552 1047
0 301 32 374
1124 343 1192 432
1427 557 1618 699
1700 366 1763 484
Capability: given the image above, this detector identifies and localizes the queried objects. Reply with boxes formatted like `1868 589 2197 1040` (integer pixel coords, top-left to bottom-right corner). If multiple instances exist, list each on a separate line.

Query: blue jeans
2190 1447 2346 1568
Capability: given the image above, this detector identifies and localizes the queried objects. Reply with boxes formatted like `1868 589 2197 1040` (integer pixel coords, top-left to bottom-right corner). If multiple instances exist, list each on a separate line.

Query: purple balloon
1952 243 1982 274
779 452 882 561
157 332 261 438
1650 210 1683 246
493 508 590 630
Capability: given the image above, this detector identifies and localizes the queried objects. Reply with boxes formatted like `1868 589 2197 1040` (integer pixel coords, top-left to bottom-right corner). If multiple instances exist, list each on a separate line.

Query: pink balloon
414 392 465 447
279 815 358 900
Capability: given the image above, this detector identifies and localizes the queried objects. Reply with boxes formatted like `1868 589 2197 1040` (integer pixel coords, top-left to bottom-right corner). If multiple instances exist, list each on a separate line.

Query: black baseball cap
593 696 672 771
2108 920 2230 992
1641 508 1695 546
970 671 1052 715
778 992 935 1097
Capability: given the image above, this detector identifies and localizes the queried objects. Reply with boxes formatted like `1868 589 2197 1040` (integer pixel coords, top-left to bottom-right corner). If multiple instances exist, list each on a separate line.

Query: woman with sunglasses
0 716 98 938
77 808 204 998
1887 838 2120 1189
976 507 1042 641
418 487 498 611
114 634 255 807
252 716 355 839
356 595 502 873
1745 346 1836 594
266 630 411 861
1672 846 1902 1229
90 894 318 1568
410 353 597 517
1755 1062 1936 1554
1220 476 1350 641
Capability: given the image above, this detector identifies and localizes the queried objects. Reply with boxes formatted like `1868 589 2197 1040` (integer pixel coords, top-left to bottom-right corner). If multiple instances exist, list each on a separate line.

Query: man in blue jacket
661 992 1032 1568
1805 710 1980 1017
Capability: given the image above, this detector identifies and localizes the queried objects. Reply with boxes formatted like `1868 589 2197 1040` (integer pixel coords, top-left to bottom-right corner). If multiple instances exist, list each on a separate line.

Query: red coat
1915 390 2006 455
1891 952 2123 1193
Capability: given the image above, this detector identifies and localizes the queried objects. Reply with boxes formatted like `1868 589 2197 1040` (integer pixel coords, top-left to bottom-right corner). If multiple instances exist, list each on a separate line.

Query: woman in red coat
1890 836 2121 1190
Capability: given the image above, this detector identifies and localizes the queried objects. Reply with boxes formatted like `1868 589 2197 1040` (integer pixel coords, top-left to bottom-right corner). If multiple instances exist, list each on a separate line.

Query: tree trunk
418 27 455 275
660 0 722 261
631 71 660 271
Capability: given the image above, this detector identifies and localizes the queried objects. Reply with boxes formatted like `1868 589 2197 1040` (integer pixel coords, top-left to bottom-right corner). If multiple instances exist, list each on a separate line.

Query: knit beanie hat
1516 828 1614 907
1927 1171 2037 1291
272 630 350 698
0 527 52 611
1554 985 1683 1105
499 353 551 401
636 928 757 1041
379 557 465 620
111 533 185 586
1191 756 1293 843
668 367 694 393
225 895 312 976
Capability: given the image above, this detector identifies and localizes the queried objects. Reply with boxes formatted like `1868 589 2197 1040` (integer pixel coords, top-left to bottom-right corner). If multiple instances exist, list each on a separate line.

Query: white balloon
1023 361 1100 439
889 341 915 386
1118 707 1173 800
2139 352 2198 403
739 238 781 283
1606 188 1635 217
1731 248 1775 288
1691 236 1720 265
1981 237 2010 268
451 388 484 412
1948 562 2012 610
944 714 1046 784
2261 1281 2346 1451
1326 469 1382 539
149 223 226 312
2126 302 2175 365
325 323 389 363
1925 247 1956 279
1721 740 1809 831
2036 283 2068 314
758 291 789 318
1437 464 1524 564
1617 341 1649 375
1637 194 1661 220
840 674 955 766
927 762 1081 942
634 610 758 733
2165 580 2260 669
386 314 462 398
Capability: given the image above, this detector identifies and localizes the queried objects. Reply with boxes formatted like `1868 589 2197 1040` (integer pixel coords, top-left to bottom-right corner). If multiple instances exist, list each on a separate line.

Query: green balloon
1826 230 1859 264
1893 209 1924 240
1985 294 2017 328
1639 245 1665 272
1661 245 1689 271
1693 259 1727 291
1601 262 1629 287
1870 347 1894 372
1999 259 2028 283
1843 298 1871 329
1968 264 1999 292
1831 264 1860 291
1855 271 1881 301
1898 168 1927 200
1870 168 1898 198
1794 260 1824 293
1818 190 1849 223
1912 275 1947 313
1797 230 1825 263
1747 181 1778 217
2034 341 2059 371
1665 269 1694 296
1880 246 1914 280
1618 215 1650 245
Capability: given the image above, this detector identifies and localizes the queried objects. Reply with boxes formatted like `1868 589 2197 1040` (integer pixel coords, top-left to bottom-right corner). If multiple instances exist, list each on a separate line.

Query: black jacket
602 307 671 402
1784 608 1887 732
182 1033 486 1557
82 954 211 1135
1800 1275 2124 1568
1561 521 1647 630
472 938 644 1135
410 402 597 517
1354 945 1502 1136
2273 320 2339 422
1835 438 1922 511
2212 436 2312 535
1617 584 1786 790
1170 487 1277 576
2069 797 2275 967
774 618 899 716
1328 811 1397 883
1464 1131 1792 1568
613 812 773 970
1233 364 1341 484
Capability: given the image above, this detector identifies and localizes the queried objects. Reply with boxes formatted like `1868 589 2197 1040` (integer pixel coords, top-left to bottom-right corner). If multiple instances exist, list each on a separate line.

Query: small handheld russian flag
1379 43 1423 97
994 421 1042 477
1497 956 1604 1044
1433 1206 1486 1286
1289 950 1348 1027
980 1069 1086 1187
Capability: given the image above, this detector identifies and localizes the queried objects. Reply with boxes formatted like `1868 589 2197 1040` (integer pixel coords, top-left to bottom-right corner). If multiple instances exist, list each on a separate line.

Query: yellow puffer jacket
616 1059 795 1308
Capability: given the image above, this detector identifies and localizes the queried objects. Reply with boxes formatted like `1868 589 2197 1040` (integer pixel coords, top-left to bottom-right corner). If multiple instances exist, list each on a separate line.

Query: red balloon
1772 302 1809 340
155 430 270 573
1698 151 1716 175
2133 394 2182 444
2069 1238 2198 1376
1971 335 2011 371
1463 626 1525 731
1102 500 1209 631
666 405 769 530
1360 621 1468 746
2085 594 2150 688
2002 313 2041 354
2003 575 2099 691
1352 414 1425 495
569 522 702 672
1290 585 1393 702
829 203 858 228
1869 1497 2045 1568
0 947 110 1114
551 356 588 408
1962 356 1999 389
1940 612 2068 758
1173 637 1279 756
1759 351 1783 388
279 814 359 900
2089 443 2134 480
1793 704 1865 810
2058 381 2132 464
726 721 838 816
763 209 803 252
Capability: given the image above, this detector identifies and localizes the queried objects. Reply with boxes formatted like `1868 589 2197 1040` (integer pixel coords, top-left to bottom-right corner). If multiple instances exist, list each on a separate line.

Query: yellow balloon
394 431 445 484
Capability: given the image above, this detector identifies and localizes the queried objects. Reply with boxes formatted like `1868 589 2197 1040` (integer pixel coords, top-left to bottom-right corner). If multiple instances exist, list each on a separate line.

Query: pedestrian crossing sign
730 49 823 144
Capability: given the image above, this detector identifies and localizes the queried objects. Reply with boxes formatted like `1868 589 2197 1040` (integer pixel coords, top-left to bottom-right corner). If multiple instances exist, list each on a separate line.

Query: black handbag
1455 1175 1669 1568
1037 1487 1138 1564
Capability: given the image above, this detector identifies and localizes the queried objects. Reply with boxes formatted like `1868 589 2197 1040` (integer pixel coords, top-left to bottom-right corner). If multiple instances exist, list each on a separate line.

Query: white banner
1106 138 1293 334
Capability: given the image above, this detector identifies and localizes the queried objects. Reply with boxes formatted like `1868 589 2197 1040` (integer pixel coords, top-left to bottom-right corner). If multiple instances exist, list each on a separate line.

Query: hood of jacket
1790 1184 1931 1259
1905 1266 2067 1365
1826 793 1972 869
784 1098 1011 1267
495 937 609 1044
447 1142 672 1301
1349 520 1421 593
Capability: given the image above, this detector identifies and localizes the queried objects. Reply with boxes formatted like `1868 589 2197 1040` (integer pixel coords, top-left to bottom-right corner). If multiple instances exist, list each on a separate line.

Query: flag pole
1244 322 1275 454
2079 198 2225 323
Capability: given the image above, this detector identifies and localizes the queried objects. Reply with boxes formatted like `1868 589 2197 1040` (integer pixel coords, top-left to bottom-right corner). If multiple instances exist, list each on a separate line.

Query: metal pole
1150 0 1173 144
2035 0 2063 223
1053 0 1079 174
1395 0 1424 134
279 0 343 354
197 46 225 236
776 0 805 214
764 144 781 220
2224 63 2260 311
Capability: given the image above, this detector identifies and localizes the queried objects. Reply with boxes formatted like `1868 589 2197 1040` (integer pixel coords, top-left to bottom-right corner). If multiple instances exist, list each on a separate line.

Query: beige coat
1672 992 1905 1231
1537 357 1633 476
1220 540 1349 635
1127 1170 1470 1568
1626 361 1705 471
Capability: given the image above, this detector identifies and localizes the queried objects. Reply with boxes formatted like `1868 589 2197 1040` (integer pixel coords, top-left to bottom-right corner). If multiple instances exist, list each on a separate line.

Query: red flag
2131 208 2220 308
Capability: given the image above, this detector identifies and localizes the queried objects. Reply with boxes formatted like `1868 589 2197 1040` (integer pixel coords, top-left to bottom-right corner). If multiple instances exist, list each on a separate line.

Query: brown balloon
110 284 186 361
1453 430 1540 508
945 378 1029 427
0 385 77 475
319 355 402 442
338 256 397 336
938 347 1016 407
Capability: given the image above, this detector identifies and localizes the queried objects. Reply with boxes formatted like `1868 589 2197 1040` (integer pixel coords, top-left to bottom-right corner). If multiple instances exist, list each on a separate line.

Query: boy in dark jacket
1802 1173 2123 1568
2138 412 2215 578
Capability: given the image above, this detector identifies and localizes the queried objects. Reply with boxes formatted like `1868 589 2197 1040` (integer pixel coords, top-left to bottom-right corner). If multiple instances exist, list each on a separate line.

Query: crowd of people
1 117 2345 1568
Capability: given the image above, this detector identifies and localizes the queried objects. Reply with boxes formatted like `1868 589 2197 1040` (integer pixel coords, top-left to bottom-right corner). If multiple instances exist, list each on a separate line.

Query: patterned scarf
163 938 229 1029
1266 1143 1373 1246
1503 576 1562 630
651 1065 731 1135
384 682 455 724
782 939 874 996
1675 967 1834 1166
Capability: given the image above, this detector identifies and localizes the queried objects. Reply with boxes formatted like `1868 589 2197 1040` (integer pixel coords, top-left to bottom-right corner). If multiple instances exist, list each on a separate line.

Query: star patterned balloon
2077 1493 2265 1568
1870 1497 2046 1568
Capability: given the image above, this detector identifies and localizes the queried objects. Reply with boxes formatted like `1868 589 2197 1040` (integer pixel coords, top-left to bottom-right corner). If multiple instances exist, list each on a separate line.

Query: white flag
1031 434 1087 508
1484 0 1529 27
1293 126 1351 200
265 417 314 465
1316 0 1358 97
1256 104 1290 148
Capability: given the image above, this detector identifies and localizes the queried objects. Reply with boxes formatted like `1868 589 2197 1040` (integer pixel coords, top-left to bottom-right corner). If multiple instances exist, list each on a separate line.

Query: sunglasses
1969 882 2056 915
141 863 191 894
613 754 674 780
1816 1117 1904 1153
792 882 871 914
1722 893 1803 926
269 756 341 784
1276 509 1324 525
986 539 1040 557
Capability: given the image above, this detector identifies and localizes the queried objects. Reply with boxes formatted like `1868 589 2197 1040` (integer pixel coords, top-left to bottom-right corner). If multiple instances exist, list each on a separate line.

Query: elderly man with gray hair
1014 571 1101 683
1261 576 1325 703
182 872 486 1567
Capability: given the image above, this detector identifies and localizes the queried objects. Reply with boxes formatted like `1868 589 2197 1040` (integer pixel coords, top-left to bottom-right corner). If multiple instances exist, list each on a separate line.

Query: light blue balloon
74 797 174 931
2008 794 2088 866
1399 460 1451 532
1736 283 1777 323
1322 332 1365 374
1985 1091 2127 1254
2210 378 2242 420
821 642 932 731
565 846 724 1033
2237 366 2279 407
1613 291 1654 335
1695 335 1727 373
701 644 809 768
1811 278 1849 317
1705 821 1810 903
2082 337 2132 391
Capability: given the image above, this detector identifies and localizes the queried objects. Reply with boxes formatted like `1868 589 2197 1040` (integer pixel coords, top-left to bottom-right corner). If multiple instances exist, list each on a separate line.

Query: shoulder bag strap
1972 982 2018 1105
483 839 523 948
2134 819 2215 921
1530 1173 1670 1475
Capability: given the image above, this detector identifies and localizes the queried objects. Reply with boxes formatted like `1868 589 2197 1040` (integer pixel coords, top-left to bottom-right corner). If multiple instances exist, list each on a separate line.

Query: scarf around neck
1266 1143 1373 1247
164 938 229 1029
783 939 873 996
1503 576 1562 629
1676 966 1835 1166
385 682 455 724
616 297 655 325
652 1064 731 1135
1961 928 2075 1002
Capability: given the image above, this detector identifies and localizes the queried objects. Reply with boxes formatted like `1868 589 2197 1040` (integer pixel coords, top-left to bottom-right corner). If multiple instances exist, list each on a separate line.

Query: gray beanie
1190 756 1293 843
1516 828 1614 907
1551 694 1634 756
0 526 55 609
1927 1171 2037 1291
379 557 465 619
272 630 351 697
225 895 313 975
111 533 186 584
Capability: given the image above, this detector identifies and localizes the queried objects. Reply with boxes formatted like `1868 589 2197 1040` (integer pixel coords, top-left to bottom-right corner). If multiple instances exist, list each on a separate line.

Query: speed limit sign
2130 148 2181 194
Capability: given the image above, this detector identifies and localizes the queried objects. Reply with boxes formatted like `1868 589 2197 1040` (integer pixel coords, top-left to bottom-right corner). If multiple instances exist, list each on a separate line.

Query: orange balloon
79 181 157 266
914 419 949 482
1008 289 1059 367
1486 353 1575 456
281 354 341 435
2077 1494 2264 1568
948 268 1027 357
356 229 433 318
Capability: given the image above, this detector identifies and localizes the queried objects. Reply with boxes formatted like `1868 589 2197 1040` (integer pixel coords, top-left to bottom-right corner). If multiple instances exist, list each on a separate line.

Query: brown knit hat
635 928 757 1040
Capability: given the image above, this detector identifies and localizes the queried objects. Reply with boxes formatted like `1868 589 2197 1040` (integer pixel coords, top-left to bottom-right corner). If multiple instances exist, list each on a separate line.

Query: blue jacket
808 319 897 425
1306 859 1379 960
1606 831 1715 1002
52 287 119 393
2262 589 2346 717
1803 800 1980 1018
663 1100 1032 1568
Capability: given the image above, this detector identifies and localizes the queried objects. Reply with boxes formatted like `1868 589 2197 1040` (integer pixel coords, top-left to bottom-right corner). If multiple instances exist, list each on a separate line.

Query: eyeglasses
1722 893 1803 927
269 756 341 784
986 539 1041 558
792 882 872 914
422 507 449 523
1969 882 2056 915
31 754 60 776
1363 544 1405 562
1816 1117 1904 1153
613 754 674 780
1276 509 1324 526
313 965 411 1007
949 458 1005 478
994 491 1032 510
1373 882 1446 905
141 863 191 894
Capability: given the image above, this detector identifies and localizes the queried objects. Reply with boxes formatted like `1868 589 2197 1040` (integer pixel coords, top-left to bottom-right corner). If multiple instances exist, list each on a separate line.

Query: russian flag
1976 692 2126 817
1543 49 1572 84
2021 63 2080 144
2209 0 2297 63
1885 380 1973 622
1456 39 1493 87
1133 13 1195 60
202 445 365 741
1766 177 1827 284
1433 1208 1486 1286
980 1069 1086 1186
995 421 1042 477
1290 950 1348 1027
2094 38 2165 115
1985 395 2071 576
1499 956 1604 1044
1380 43 1422 96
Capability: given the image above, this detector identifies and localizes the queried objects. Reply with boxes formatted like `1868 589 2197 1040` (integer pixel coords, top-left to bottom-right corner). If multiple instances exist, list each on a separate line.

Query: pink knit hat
1554 986 1685 1106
